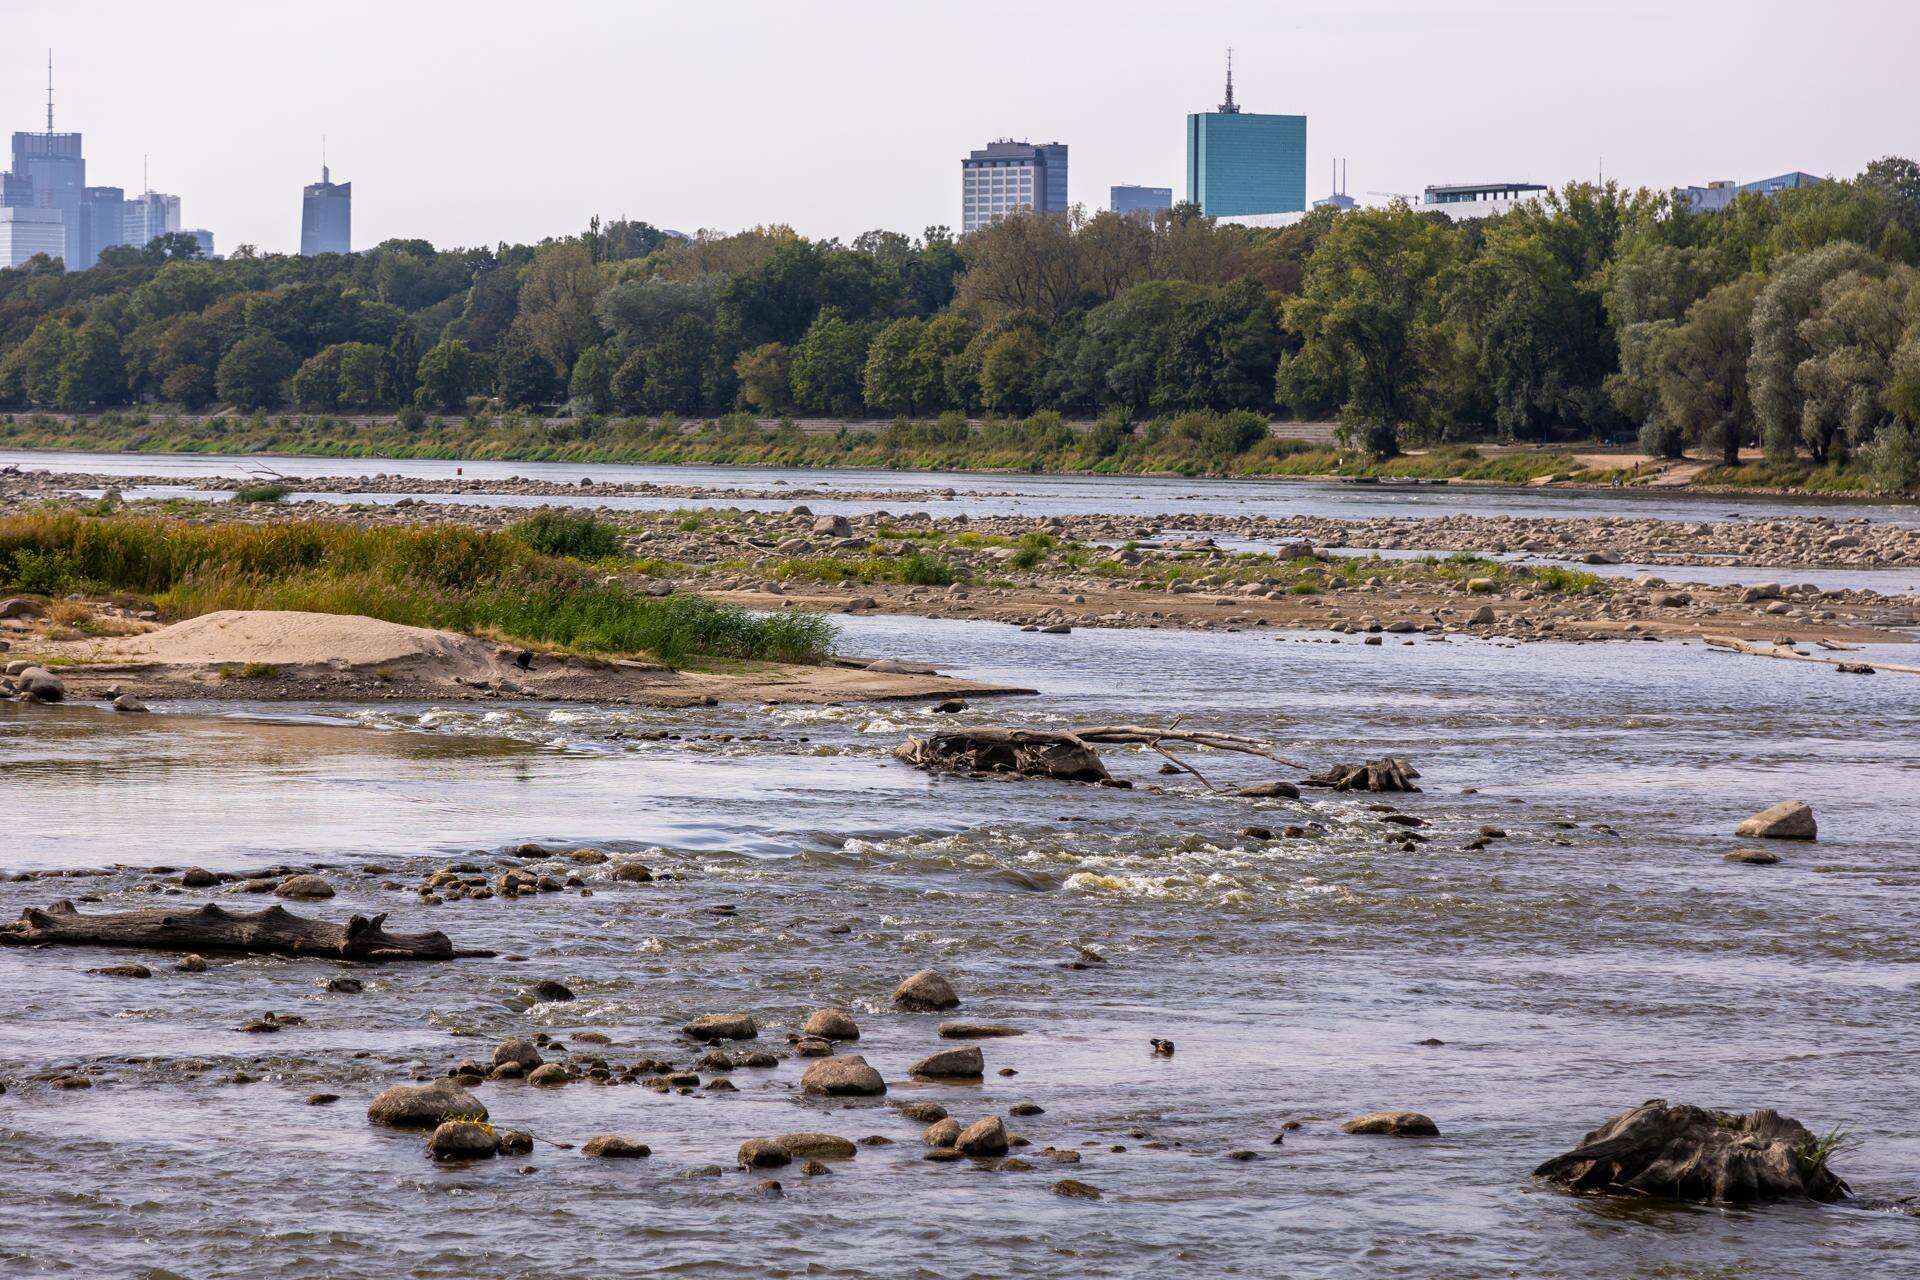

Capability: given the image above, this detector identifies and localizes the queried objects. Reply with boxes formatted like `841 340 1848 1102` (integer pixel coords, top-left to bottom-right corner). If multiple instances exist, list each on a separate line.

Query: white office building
960 139 1067 235
0 205 66 267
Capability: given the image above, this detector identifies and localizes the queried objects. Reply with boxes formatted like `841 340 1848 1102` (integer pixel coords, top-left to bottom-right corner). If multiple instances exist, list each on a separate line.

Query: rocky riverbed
2 612 1917 1278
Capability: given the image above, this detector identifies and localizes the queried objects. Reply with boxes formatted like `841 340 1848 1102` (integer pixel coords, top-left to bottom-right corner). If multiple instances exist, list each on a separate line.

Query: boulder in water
368 1079 486 1129
1735 800 1816 840
1533 1100 1850 1203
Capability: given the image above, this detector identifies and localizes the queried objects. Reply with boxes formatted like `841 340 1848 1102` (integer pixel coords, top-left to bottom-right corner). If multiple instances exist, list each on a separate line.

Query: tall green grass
0 512 834 665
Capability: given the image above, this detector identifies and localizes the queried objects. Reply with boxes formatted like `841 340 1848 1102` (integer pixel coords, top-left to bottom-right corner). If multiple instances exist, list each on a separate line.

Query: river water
3 612 1917 1279
7 447 1920 525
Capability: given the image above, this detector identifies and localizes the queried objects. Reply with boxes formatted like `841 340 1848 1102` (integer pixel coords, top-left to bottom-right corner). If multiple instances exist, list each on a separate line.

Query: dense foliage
3 159 1917 472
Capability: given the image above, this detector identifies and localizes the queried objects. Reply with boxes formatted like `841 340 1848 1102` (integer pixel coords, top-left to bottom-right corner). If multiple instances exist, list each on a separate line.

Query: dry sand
35 609 1032 707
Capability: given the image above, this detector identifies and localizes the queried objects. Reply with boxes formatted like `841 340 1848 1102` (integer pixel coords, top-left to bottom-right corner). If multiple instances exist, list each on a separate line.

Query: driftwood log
1301 757 1421 792
0 900 493 961
1704 634 1915 676
894 722 1303 788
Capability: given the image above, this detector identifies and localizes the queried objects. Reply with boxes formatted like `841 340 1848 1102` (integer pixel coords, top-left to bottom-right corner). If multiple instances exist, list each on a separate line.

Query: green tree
734 342 792 414
291 342 384 411
512 241 604 377
862 316 925 415
1792 266 1914 459
214 333 297 410
414 340 477 412
569 343 616 413
495 342 561 407
1653 273 1767 466
56 321 126 409
1748 242 1882 460
15 319 73 406
1280 205 1458 457
979 327 1046 414
790 312 873 416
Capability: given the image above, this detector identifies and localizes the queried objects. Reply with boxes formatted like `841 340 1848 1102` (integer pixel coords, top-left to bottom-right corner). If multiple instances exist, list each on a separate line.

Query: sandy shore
8 610 1033 707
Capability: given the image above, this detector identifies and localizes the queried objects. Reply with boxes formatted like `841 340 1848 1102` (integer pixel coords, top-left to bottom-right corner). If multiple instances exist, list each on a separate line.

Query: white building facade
0 205 66 267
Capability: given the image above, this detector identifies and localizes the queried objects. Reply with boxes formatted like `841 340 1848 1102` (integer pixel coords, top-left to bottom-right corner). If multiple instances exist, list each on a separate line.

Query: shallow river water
3 612 1918 1278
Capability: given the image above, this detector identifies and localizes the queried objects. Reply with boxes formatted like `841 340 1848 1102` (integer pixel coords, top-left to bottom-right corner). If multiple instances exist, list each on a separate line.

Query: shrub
232 482 292 504
508 511 625 560
899 551 957 586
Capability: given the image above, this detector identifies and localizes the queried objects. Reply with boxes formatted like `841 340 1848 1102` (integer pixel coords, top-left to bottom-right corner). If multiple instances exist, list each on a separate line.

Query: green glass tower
1185 56 1306 217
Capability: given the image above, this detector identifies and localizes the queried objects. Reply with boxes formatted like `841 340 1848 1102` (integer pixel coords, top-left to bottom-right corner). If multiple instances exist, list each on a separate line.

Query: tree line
2 158 1917 479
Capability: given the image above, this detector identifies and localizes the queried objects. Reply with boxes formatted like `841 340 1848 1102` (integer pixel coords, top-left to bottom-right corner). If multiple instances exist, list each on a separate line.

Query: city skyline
3 0 1917 255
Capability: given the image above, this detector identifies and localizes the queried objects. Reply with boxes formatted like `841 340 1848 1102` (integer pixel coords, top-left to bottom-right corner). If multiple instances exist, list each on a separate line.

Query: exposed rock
89 963 151 978
1534 1100 1849 1203
801 1159 830 1176
496 1129 534 1154
610 862 654 882
582 1135 651 1158
1341 1110 1439 1137
899 1101 948 1123
111 694 149 713
923 1118 961 1147
527 979 575 1002
427 1120 498 1160
791 1036 833 1056
893 970 960 1011
800 1054 886 1096
1051 1179 1102 1200
910 1046 984 1080
894 729 1110 784
16 666 65 702
956 1116 1009 1156
527 1063 572 1086
738 1138 792 1169
368 1079 486 1129
802 1007 860 1041
938 1021 1022 1039
180 867 219 888
1724 848 1782 865
1235 780 1301 799
775 1132 857 1159
175 953 207 972
1735 800 1816 841
273 874 335 900
492 1037 543 1071
683 1012 758 1042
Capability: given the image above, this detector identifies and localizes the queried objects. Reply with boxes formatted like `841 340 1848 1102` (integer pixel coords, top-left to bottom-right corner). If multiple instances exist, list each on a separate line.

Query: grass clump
232 482 293 504
508 510 625 560
0 512 834 667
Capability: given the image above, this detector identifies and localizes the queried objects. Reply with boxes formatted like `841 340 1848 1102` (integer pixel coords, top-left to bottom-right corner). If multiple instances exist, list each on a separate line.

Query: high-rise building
10 57 86 268
1677 171 1822 214
1110 184 1173 217
0 206 66 268
300 164 351 255
185 228 215 258
11 132 84 267
80 185 125 267
1185 54 1307 217
124 190 182 248
960 139 1067 235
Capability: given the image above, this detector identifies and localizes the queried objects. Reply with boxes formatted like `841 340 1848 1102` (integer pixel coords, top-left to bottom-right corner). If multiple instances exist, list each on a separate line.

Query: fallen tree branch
0 901 494 961
1703 635 1913 676
1068 725 1304 768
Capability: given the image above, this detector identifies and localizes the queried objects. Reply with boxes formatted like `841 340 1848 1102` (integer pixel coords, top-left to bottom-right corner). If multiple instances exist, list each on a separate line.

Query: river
3 612 1917 1278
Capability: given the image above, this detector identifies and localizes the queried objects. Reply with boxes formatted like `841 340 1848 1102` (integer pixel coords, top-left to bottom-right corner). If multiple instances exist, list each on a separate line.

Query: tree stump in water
0 900 493 961
1301 757 1421 792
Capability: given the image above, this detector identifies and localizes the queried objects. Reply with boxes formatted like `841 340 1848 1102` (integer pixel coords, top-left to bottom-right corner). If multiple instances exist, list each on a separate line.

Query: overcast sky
6 0 1916 254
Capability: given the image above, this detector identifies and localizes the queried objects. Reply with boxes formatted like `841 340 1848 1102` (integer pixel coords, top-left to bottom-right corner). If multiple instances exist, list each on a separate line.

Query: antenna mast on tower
1218 47 1240 113
45 50 54 132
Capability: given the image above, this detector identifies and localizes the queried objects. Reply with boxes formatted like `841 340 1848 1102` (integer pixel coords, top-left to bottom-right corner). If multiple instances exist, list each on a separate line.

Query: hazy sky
7 0 1916 254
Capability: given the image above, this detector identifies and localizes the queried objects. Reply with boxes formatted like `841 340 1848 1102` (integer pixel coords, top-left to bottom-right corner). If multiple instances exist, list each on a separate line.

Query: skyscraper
80 186 125 266
960 139 1068 234
0 206 66 268
301 163 351 256
1184 53 1307 217
124 190 183 248
10 55 86 268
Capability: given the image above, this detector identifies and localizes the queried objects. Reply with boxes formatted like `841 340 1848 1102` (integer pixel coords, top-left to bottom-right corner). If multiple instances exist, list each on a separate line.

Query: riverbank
0 411 1907 497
